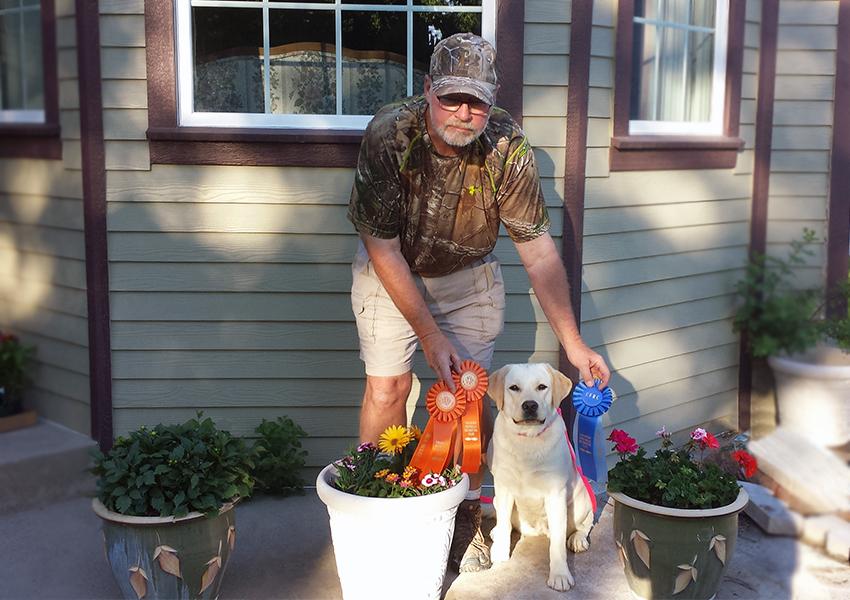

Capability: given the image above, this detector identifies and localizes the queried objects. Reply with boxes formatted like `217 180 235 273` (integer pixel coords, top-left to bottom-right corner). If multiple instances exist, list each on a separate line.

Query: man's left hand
566 343 611 389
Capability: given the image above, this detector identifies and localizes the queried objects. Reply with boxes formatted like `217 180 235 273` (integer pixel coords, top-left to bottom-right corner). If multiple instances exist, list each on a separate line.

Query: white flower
437 476 447 487
656 426 668 437
421 474 439 487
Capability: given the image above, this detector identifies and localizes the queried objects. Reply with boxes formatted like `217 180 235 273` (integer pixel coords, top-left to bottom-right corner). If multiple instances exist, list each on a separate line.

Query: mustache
445 119 476 132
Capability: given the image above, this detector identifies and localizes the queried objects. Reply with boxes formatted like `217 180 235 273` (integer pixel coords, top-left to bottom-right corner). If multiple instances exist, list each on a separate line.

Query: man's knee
364 373 412 410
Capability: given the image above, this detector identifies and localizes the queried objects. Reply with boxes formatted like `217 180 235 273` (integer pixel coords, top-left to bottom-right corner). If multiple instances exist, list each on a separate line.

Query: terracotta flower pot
92 498 237 600
316 464 469 600
609 488 749 600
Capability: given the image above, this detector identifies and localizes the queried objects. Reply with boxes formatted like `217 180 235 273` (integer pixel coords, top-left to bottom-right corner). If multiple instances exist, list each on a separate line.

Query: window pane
634 0 656 20
268 10 335 114
630 22 656 120
689 0 715 28
192 7 264 113
342 0 404 5
412 11 481 96
22 6 42 109
656 24 686 120
659 0 691 26
686 29 713 120
341 11 406 115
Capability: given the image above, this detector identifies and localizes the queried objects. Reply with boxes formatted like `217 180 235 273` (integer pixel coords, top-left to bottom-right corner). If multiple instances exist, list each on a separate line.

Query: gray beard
434 117 489 148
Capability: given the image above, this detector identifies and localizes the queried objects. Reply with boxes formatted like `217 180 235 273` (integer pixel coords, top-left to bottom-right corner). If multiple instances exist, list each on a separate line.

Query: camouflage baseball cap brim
430 75 497 106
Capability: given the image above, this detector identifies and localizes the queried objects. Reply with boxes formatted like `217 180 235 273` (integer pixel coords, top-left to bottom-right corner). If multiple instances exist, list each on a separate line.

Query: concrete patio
2 421 849 599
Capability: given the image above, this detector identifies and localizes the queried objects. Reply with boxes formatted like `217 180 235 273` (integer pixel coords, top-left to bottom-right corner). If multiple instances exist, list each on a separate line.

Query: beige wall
765 0 838 286
568 0 765 450
0 0 90 434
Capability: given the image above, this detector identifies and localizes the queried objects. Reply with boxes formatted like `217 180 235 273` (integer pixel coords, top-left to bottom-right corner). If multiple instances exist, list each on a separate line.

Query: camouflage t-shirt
347 95 550 277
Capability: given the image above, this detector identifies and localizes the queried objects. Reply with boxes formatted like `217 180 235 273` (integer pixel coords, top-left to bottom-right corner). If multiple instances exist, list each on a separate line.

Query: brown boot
449 499 492 572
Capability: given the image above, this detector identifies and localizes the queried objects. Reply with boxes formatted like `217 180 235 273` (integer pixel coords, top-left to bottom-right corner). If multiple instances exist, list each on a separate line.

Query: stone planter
610 488 749 600
92 498 237 599
769 344 850 447
316 464 469 600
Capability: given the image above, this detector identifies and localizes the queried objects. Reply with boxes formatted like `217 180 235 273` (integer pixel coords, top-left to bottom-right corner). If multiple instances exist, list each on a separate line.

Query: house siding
0 0 90 434
576 0 763 449
101 3 558 475
766 1 839 285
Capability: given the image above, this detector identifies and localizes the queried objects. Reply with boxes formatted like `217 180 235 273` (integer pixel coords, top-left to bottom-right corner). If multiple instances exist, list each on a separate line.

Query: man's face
424 77 491 148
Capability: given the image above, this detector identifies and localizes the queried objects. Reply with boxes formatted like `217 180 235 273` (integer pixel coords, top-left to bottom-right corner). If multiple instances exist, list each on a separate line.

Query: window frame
145 0 524 167
610 0 745 171
0 0 61 159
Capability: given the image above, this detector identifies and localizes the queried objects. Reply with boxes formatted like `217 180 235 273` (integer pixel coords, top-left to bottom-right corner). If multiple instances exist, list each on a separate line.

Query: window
630 0 728 135
0 0 45 123
611 0 745 171
174 0 496 130
0 0 60 159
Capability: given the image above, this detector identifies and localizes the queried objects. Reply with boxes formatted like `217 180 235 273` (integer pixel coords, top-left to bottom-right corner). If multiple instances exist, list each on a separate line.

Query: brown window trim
0 0 61 160
610 0 746 171
144 0 524 168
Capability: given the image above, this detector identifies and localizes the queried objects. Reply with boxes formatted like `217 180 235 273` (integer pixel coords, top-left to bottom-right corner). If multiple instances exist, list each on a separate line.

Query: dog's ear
488 365 510 411
544 364 573 410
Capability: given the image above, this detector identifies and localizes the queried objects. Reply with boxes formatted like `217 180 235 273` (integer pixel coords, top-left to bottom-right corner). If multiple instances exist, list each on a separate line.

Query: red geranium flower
608 429 638 455
731 450 758 478
704 431 720 450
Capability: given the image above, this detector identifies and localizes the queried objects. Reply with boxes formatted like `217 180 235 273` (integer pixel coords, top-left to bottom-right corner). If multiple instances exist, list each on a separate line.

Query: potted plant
90 414 255 600
733 228 850 446
316 424 469 600
607 427 756 600
0 331 37 433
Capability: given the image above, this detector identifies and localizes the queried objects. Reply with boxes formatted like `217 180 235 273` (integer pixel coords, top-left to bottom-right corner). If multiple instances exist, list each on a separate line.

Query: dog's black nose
521 400 538 415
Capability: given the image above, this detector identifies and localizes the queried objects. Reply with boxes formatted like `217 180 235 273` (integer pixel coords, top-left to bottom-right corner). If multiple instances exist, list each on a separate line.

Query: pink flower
691 428 708 441
608 429 638 455
656 426 669 438
356 442 376 452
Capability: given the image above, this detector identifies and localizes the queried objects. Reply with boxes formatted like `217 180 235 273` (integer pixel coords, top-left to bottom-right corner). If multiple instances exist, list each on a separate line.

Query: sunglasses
436 94 492 116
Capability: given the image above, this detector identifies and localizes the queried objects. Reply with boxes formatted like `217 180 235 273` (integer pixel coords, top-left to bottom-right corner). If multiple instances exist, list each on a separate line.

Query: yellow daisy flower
378 425 411 454
403 465 418 480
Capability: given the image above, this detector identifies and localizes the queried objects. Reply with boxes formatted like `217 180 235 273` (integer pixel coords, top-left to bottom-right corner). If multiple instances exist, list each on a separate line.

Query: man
347 32 611 572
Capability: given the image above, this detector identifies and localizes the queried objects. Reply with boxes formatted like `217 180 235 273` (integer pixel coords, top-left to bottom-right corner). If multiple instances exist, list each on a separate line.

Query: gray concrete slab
2 490 850 599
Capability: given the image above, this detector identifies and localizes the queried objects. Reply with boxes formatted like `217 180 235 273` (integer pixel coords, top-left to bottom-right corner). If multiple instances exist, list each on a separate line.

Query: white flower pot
768 344 850 447
316 464 469 600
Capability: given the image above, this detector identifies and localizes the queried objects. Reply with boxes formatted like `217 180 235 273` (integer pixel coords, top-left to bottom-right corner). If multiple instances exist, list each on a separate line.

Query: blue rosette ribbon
571 379 614 482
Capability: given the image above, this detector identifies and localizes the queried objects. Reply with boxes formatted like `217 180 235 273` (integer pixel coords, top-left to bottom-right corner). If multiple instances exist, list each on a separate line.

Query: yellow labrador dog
487 364 595 592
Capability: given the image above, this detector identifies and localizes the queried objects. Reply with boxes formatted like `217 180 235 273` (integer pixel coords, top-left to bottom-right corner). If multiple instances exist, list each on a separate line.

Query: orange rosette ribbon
453 361 488 473
410 361 489 476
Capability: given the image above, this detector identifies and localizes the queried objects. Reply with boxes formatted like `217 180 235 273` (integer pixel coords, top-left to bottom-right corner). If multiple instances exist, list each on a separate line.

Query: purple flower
691 428 708 442
357 442 376 452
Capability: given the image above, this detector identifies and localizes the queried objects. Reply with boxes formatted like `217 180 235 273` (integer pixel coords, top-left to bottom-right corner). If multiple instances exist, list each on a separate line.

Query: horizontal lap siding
767 1 838 286
574 0 763 447
101 6 559 474
0 0 90 434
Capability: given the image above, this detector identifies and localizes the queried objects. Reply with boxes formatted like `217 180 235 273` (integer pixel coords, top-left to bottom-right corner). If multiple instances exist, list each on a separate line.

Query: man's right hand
420 330 461 391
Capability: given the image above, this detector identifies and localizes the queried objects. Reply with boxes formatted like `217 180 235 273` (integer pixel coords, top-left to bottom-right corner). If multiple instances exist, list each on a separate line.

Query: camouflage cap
429 32 497 105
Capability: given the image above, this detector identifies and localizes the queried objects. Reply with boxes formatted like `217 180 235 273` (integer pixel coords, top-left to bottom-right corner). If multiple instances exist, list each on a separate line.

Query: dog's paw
490 541 510 564
547 569 574 592
568 531 590 553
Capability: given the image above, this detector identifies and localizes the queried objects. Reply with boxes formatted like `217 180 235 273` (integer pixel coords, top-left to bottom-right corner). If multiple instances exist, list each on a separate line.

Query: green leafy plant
733 228 850 358
0 332 35 417
91 413 255 518
607 427 757 510
333 425 462 498
251 416 308 496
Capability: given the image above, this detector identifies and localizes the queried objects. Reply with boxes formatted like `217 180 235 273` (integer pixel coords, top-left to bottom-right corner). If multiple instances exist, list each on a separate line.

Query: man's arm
514 232 611 388
360 233 461 389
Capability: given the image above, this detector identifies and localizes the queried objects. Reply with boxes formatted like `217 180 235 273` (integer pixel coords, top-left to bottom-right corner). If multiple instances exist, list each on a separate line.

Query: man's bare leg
359 372 412 443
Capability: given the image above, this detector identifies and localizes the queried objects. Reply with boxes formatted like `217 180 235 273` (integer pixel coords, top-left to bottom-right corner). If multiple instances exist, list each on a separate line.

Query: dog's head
488 363 573 430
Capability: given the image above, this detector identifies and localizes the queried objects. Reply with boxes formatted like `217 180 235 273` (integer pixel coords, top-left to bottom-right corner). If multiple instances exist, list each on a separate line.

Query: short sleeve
347 121 403 239
496 135 550 242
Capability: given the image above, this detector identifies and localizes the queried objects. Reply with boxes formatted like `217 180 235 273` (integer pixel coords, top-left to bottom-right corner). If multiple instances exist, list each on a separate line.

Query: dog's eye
508 384 520 392
537 384 548 391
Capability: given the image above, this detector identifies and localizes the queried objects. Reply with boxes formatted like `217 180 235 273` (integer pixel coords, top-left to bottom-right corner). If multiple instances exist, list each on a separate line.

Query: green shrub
733 228 850 358
251 416 307 496
91 414 255 518
0 332 35 417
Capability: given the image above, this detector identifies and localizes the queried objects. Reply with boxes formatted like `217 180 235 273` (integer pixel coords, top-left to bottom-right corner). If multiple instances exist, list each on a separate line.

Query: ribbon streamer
410 362 488 476
571 379 614 482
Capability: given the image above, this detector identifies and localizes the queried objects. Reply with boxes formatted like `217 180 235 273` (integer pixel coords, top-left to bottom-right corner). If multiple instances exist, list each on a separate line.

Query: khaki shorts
351 242 506 377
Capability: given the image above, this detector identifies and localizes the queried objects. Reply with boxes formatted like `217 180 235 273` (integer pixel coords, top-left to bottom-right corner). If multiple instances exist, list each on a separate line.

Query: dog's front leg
490 483 514 564
545 488 574 591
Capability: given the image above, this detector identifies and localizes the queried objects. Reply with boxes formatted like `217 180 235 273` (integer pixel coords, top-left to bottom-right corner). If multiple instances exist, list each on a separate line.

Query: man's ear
488 365 510 411
424 75 431 97
544 364 573 411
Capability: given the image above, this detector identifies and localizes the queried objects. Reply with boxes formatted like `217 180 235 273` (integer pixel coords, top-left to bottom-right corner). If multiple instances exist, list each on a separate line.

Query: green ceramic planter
92 498 237 600
610 488 749 600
